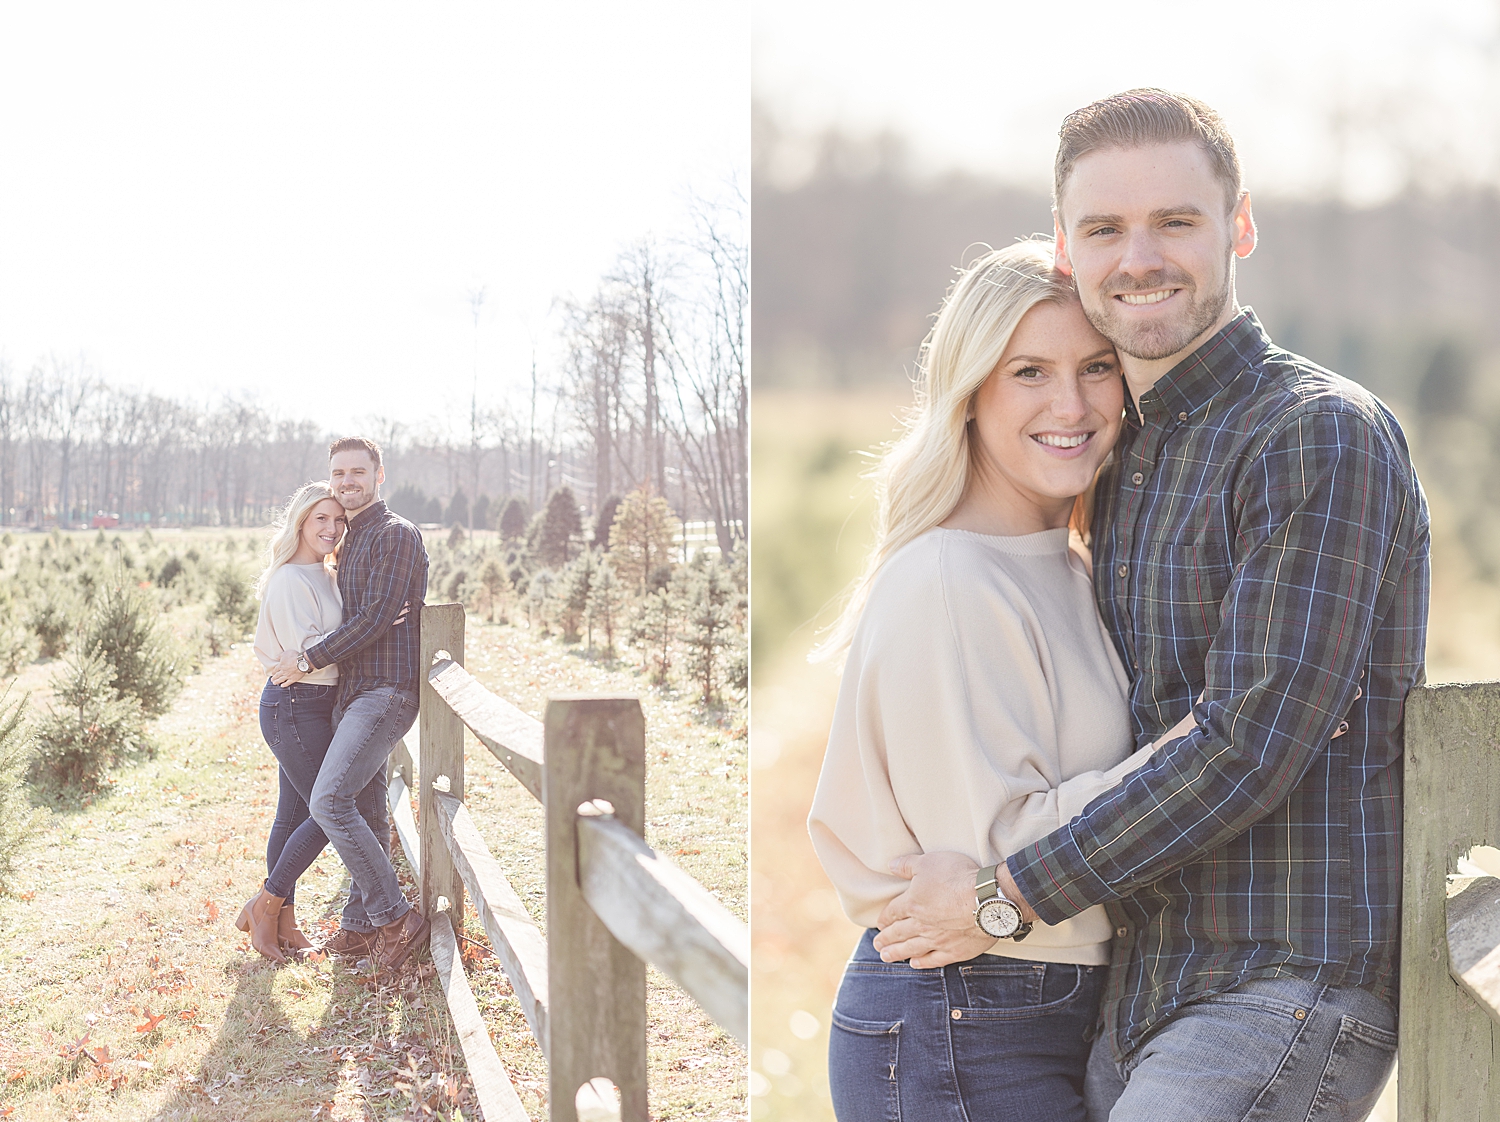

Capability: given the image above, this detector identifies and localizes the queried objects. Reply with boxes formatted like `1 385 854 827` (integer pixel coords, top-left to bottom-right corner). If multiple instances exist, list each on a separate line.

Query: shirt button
1131 472 1145 486
1117 564 1129 579
1116 926 1129 938
1178 412 1189 423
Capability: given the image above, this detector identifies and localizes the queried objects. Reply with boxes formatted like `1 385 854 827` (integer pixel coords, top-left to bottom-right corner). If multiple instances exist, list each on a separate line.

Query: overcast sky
0 3 748 434
754 0 1500 202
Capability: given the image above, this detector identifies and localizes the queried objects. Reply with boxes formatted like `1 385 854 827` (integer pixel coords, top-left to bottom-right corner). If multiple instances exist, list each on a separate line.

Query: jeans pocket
828 1010 901 1122
1305 1014 1397 1120
955 961 1086 1020
258 700 280 750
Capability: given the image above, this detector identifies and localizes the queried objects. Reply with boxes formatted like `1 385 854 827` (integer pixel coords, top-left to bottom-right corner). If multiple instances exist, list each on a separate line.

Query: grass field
747 386 1500 1121
0 541 746 1121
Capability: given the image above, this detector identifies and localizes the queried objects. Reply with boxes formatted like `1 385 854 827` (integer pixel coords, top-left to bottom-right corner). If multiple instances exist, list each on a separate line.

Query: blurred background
750 1 1500 1117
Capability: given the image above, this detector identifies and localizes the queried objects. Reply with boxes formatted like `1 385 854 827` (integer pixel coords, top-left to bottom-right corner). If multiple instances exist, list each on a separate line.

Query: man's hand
269 649 308 686
872 851 994 968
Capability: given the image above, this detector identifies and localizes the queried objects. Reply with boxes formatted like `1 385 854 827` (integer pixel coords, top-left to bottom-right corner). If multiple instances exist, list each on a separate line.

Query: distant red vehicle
91 512 120 529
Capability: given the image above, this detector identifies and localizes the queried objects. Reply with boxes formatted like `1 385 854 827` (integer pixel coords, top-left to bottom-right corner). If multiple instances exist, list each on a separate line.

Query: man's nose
1116 229 1165 279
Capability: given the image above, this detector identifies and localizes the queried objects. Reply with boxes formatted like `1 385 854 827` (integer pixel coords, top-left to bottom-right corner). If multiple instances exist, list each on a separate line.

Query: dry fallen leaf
135 1009 166 1033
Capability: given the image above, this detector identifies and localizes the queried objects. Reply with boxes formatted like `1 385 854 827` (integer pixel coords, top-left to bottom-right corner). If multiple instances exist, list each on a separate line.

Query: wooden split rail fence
1400 683 1500 1120
382 604 748 1122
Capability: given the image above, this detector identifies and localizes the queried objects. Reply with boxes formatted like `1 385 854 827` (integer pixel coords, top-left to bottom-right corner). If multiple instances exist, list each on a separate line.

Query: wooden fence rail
1400 682 1500 1120
384 604 748 1122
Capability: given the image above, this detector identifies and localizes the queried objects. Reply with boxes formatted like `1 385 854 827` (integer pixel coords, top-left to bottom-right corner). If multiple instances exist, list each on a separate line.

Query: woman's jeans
258 680 336 907
829 928 1105 1122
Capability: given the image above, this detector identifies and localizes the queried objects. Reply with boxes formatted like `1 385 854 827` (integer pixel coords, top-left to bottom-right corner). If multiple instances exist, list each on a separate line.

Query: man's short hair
1054 88 1242 215
328 436 383 468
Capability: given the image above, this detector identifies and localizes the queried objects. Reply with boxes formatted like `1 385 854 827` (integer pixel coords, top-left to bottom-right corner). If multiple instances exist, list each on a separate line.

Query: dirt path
0 622 746 1120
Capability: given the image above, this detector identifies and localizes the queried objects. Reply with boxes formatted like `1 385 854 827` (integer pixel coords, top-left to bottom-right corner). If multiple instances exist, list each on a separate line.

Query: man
874 90 1429 1119
271 436 431 970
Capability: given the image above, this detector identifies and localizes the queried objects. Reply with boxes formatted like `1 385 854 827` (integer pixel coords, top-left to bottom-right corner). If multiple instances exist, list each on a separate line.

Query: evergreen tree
480 557 510 623
388 483 428 524
682 557 737 703
609 487 676 596
560 549 599 645
472 493 491 532
536 486 582 568
447 487 470 529
593 494 623 551
587 558 622 657
498 496 530 539
31 648 147 789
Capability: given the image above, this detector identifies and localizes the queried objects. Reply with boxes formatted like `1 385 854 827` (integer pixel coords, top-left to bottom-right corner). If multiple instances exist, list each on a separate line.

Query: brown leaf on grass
179 1008 199 1020
5 1069 26 1082
674 847 701 856
203 899 220 924
169 869 185 888
60 1033 90 1059
135 1009 166 1033
17 891 33 902
90 1045 113 1066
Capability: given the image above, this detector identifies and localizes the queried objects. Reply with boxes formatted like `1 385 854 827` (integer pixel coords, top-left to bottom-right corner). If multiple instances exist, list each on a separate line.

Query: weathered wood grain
386 768 421 891
432 789 551 1053
419 604 466 927
1449 875 1500 1027
578 810 748 1045
545 697 649 1122
429 910 530 1122
428 658 545 803
1400 682 1500 1120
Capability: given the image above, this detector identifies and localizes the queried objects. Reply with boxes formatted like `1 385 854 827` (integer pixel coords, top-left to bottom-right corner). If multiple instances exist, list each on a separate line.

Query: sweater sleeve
808 539 1147 928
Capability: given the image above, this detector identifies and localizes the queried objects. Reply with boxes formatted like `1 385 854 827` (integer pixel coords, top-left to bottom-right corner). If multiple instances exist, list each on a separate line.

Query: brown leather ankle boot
373 908 431 972
237 883 287 964
278 901 315 955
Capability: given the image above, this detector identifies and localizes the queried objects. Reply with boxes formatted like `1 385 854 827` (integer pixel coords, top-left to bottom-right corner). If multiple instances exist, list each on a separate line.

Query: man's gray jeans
1086 976 1396 1121
309 685 419 931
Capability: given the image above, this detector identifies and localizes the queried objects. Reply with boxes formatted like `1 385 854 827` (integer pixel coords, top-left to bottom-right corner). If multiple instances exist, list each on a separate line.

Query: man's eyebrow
1074 205 1207 227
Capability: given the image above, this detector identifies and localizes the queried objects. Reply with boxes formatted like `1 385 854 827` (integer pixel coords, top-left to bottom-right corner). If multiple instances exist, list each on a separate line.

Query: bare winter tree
663 189 749 553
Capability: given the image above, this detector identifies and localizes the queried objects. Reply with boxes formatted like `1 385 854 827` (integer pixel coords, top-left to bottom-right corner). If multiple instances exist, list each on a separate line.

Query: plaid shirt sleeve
1009 406 1421 923
304 525 421 671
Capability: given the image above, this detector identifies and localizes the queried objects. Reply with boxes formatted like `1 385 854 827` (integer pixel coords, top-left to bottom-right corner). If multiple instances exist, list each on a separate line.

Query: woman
808 241 1192 1120
240 480 347 963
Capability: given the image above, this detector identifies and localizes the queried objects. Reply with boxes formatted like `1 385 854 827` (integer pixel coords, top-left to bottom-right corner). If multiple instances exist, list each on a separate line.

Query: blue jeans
258 680 336 906
1085 977 1397 1121
829 929 1105 1122
308 685 419 931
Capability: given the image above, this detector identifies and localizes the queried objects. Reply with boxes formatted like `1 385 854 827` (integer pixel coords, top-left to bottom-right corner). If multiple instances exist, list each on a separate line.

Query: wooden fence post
418 603 465 930
544 696 647 1122
1400 682 1500 1121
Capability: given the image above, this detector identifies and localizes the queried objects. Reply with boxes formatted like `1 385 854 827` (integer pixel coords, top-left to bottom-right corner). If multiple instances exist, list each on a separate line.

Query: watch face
976 897 1021 939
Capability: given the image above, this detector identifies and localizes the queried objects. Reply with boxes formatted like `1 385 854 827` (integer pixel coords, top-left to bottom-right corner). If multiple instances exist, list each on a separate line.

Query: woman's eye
1014 366 1043 380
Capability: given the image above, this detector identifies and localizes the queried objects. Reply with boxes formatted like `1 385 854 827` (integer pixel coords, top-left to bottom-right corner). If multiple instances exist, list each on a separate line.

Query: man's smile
1116 289 1180 306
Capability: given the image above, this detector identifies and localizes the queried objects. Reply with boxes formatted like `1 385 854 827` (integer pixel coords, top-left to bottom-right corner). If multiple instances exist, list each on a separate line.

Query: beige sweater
808 527 1154 965
253 562 342 686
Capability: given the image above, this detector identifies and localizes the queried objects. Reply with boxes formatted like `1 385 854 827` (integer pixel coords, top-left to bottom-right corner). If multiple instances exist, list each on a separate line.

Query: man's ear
1052 210 1073 276
376 464 386 488
1232 191 1257 259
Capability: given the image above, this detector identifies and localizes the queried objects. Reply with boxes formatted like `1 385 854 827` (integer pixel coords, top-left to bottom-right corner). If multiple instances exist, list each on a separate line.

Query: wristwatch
974 864 1032 941
296 652 311 674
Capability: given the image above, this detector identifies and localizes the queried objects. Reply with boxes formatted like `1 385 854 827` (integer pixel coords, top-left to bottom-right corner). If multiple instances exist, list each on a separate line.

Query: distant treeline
0 198 747 554
752 108 1500 419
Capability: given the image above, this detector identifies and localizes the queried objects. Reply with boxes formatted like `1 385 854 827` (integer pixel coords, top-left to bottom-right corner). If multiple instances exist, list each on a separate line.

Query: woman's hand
392 600 412 627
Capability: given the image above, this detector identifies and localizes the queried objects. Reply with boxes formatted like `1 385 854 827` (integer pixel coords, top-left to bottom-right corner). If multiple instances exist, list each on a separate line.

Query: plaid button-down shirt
1007 310 1430 1062
305 500 428 696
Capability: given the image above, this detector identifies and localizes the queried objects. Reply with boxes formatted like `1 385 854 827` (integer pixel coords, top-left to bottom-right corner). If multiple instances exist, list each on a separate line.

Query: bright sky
754 0 1500 201
0 3 748 435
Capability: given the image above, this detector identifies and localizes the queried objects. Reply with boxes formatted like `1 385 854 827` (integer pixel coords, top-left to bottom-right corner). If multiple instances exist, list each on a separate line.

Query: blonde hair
257 480 342 597
812 240 1087 662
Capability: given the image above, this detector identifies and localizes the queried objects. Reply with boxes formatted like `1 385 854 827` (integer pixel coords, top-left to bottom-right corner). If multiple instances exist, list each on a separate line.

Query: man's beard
336 487 371 511
1082 259 1232 363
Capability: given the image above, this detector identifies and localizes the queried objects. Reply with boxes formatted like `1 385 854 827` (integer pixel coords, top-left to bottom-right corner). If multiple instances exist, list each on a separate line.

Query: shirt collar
348 499 387 534
1132 307 1270 423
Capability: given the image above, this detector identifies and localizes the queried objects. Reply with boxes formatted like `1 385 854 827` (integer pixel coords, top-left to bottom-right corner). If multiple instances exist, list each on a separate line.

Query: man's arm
1008 408 1419 925
304 527 422 669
